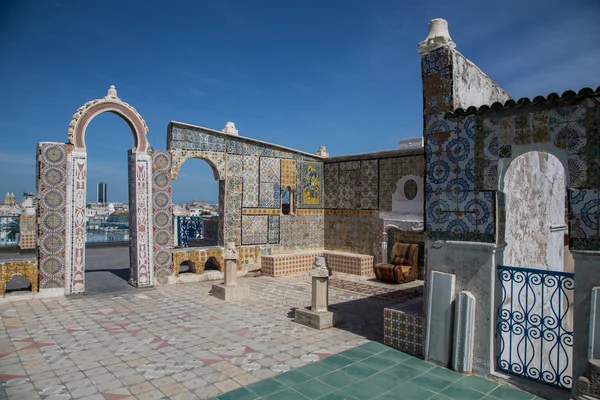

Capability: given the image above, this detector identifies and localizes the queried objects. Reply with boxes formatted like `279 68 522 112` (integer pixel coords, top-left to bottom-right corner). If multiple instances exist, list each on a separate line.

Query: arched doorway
502 151 567 271
172 157 222 250
64 85 152 294
497 150 573 389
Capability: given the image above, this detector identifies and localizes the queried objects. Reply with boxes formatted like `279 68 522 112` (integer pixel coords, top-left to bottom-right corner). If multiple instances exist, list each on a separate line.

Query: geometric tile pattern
151 150 174 284
571 188 600 250
324 211 383 264
324 163 339 209
379 156 424 212
243 156 259 208
37 143 68 290
297 161 323 208
259 183 281 208
421 46 453 115
242 215 268 245
268 215 280 244
384 305 424 358
169 125 226 151
260 157 280 183
281 159 296 188
280 214 324 248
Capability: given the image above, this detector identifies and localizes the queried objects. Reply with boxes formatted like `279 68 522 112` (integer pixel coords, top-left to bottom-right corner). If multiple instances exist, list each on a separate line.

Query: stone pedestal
212 242 249 302
295 256 344 330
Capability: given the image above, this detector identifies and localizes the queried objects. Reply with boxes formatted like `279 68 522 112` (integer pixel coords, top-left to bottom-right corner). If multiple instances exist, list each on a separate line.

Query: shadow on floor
288 282 424 343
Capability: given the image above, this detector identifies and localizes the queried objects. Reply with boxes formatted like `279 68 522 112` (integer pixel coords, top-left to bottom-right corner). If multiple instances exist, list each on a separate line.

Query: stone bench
172 245 261 277
0 259 38 295
261 250 374 277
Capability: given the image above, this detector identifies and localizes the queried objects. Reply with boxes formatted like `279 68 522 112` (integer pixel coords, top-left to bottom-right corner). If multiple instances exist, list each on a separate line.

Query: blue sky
0 0 599 204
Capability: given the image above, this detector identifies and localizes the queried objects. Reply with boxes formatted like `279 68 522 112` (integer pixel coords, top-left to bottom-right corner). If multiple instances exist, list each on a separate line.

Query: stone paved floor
0 275 541 399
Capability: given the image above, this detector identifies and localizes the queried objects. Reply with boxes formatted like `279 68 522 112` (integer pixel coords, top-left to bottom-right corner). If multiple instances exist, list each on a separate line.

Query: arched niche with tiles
40 86 155 294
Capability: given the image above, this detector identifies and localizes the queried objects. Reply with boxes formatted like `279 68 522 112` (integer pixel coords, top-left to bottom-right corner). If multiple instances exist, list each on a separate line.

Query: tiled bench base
261 250 374 277
384 300 424 358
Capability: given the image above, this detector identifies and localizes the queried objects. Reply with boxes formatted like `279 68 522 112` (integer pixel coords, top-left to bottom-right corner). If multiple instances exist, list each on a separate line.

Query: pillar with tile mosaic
151 150 174 284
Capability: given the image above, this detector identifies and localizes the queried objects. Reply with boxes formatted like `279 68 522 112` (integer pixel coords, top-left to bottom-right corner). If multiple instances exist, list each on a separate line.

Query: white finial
106 85 119 99
418 18 455 54
222 121 238 136
315 146 329 157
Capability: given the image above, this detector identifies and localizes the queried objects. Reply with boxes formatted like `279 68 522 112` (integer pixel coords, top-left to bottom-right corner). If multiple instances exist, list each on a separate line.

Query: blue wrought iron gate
177 216 203 247
496 265 574 390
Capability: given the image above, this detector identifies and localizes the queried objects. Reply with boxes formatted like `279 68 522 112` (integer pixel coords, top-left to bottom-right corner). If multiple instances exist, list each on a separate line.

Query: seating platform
261 250 374 277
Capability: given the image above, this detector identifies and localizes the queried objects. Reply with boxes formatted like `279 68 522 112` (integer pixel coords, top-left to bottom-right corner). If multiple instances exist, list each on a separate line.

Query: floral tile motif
421 46 451 76
241 215 268 245
243 156 259 207
531 111 550 143
268 215 280 244
499 145 512 159
426 192 455 232
459 115 477 141
498 115 515 146
571 189 598 215
483 133 499 161
514 114 532 145
427 152 452 192
383 308 423 358
298 161 323 208
227 176 242 195
339 161 360 170
549 105 587 125
260 157 280 183
360 185 378 210
361 160 378 183
259 182 281 208
569 156 588 187
227 154 243 177
324 163 339 209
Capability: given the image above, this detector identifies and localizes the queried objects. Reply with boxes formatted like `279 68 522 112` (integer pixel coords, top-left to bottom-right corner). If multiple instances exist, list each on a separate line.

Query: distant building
97 182 107 203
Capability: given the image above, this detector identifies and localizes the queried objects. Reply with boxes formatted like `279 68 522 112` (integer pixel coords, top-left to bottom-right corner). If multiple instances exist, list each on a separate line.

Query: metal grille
177 216 203 247
0 215 19 246
497 265 574 390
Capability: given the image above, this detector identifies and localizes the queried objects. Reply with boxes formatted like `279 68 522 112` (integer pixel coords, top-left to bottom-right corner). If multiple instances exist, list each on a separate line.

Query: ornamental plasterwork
67 85 149 149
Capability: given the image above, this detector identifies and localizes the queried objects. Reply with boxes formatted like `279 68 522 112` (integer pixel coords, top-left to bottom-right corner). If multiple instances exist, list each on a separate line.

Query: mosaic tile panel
268 215 280 244
169 125 226 151
280 214 324 247
37 143 68 290
324 163 339 209
260 157 280 183
151 150 174 284
324 211 383 264
128 152 152 287
225 193 242 245
241 215 268 245
281 159 297 188
242 155 259 207
379 156 424 212
384 306 424 358
298 161 323 208
259 182 281 208
571 189 599 247
422 47 453 115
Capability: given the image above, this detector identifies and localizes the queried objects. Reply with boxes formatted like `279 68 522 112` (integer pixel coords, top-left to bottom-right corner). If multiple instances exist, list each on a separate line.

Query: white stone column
425 270 456 366
128 150 153 287
453 290 476 373
66 149 87 294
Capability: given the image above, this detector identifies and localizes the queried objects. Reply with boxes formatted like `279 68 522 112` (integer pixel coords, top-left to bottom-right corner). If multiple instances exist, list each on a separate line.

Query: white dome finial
315 146 329 157
418 18 455 54
106 85 118 99
222 121 238 135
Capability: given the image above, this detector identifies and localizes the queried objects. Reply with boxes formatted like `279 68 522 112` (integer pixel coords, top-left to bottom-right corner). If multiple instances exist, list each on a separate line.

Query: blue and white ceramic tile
568 156 588 188
549 105 587 125
427 153 452 192
260 157 280 183
571 214 597 239
268 215 280 244
447 136 474 168
259 182 281 208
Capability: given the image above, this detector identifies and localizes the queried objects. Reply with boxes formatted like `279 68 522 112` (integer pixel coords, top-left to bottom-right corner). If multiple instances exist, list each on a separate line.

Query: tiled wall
36 143 69 289
151 150 174 284
384 305 424 358
168 123 325 252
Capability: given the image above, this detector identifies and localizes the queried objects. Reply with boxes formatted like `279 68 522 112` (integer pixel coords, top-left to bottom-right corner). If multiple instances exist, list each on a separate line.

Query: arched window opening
282 186 292 215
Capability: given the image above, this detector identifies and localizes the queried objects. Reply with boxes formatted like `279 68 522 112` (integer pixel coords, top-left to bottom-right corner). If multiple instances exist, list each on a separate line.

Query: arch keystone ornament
68 85 149 153
61 86 154 294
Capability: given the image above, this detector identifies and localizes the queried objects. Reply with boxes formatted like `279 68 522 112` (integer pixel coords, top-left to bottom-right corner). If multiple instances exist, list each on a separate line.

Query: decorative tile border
151 150 174 284
242 208 280 215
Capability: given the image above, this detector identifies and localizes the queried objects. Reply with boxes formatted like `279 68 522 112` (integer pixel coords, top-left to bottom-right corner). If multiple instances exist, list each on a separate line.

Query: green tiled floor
215 341 543 399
